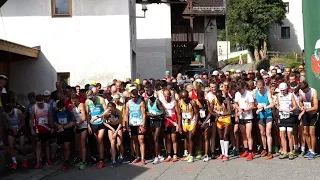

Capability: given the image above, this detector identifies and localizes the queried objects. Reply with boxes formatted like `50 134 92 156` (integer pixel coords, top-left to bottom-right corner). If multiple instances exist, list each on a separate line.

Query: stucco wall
0 0 133 90
136 3 172 80
9 52 56 104
268 0 304 52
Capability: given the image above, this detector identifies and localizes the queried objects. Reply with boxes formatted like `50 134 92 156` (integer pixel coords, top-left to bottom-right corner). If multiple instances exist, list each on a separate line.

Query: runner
30 94 54 169
299 82 318 159
54 100 75 171
234 82 255 161
146 89 165 164
214 90 232 162
125 89 147 165
290 81 303 155
162 89 181 162
206 82 218 158
196 91 212 162
71 94 88 170
179 90 199 163
86 90 109 168
253 80 274 160
103 102 124 167
3 104 27 169
277 83 298 160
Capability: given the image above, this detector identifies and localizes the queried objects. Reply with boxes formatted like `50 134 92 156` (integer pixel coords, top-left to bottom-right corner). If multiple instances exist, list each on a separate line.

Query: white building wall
269 0 304 52
0 0 133 97
136 3 171 80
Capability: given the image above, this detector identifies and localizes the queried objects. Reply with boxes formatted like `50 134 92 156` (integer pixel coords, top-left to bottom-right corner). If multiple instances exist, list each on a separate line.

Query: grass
226 54 248 65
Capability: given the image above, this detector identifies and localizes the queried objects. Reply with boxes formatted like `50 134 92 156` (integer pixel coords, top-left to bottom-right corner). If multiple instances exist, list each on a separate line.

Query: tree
226 0 286 61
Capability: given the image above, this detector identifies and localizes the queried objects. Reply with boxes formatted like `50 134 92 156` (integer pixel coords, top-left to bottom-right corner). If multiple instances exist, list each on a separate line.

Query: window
52 0 72 17
57 73 70 88
281 27 290 39
284 2 289 13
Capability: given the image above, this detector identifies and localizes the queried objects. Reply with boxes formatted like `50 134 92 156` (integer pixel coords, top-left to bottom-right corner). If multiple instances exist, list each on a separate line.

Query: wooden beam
0 39 39 58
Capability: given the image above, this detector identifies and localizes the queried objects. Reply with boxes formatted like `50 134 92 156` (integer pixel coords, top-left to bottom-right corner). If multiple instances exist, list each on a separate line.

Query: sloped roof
192 0 225 15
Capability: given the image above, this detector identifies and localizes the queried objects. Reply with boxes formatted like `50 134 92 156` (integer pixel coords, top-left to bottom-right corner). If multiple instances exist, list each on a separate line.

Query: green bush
270 57 301 70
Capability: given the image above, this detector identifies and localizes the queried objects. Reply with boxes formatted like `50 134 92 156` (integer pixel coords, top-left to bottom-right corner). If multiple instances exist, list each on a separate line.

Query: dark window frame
284 2 289 13
281 26 290 39
51 0 72 18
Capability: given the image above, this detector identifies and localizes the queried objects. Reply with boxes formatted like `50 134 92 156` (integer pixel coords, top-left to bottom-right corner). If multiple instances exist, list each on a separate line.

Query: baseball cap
43 90 51 96
195 79 202 83
260 69 265 74
212 70 219 76
270 66 275 70
279 83 288 90
230 69 235 73
236 69 241 73
134 79 140 84
0 75 8 79
277 69 282 74
165 70 170 75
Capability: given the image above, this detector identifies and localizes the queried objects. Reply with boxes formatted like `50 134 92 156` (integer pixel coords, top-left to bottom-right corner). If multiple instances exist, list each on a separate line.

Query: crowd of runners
0 64 319 171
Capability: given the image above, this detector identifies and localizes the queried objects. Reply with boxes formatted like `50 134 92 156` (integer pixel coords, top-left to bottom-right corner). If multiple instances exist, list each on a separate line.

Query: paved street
3 154 320 180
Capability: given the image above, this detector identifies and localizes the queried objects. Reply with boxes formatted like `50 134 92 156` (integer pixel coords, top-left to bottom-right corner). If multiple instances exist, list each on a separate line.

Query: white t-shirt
235 90 254 119
206 92 216 103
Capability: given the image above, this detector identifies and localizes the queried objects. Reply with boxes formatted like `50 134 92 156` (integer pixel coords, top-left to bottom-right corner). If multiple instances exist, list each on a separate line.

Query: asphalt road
3 154 320 180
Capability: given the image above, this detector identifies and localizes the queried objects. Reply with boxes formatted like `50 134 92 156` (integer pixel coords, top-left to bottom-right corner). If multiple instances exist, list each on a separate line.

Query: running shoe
266 153 273 160
79 162 87 170
203 155 209 162
217 154 224 160
164 156 172 162
97 160 104 169
132 157 141 164
233 149 240 156
187 156 194 163
308 153 315 160
182 155 189 161
172 155 178 162
62 163 68 171
11 162 17 170
119 157 125 164
196 151 202 159
289 153 295 160
246 153 254 161
46 159 53 166
260 150 268 157
299 151 306 157
111 161 117 168
34 163 41 169
158 156 165 163
304 151 311 158
222 156 229 162
140 159 146 166
279 153 289 159
240 151 249 158
152 157 159 164
22 160 28 168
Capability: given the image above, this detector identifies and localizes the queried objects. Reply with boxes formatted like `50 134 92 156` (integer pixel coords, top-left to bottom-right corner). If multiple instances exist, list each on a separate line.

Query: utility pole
225 0 229 62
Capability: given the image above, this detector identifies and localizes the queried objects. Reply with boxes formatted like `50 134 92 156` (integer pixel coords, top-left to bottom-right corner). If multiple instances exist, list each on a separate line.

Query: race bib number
58 118 67 125
304 102 312 109
182 112 191 119
200 110 206 118
130 112 142 126
280 111 290 119
258 103 266 108
11 125 19 129
39 117 48 125
149 110 156 115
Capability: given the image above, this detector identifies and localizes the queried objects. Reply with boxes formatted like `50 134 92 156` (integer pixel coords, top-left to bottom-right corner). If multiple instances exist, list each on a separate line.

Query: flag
303 0 320 98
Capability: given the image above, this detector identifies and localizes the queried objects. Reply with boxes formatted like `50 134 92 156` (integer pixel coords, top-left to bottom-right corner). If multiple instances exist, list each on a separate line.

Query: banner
303 0 320 98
